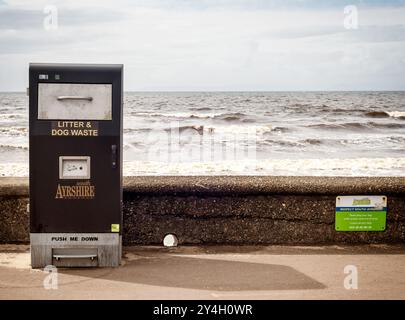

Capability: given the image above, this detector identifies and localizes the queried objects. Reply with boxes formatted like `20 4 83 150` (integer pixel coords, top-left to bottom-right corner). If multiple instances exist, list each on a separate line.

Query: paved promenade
0 245 404 299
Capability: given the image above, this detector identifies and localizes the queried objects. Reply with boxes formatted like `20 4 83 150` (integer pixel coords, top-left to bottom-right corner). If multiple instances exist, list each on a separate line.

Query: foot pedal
52 248 98 267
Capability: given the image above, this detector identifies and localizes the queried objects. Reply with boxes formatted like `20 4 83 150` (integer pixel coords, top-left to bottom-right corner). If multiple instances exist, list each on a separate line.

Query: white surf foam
2 157 405 177
388 111 405 119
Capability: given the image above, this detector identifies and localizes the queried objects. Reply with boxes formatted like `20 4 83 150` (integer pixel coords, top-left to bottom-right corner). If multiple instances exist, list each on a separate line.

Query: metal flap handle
57 96 93 102
53 254 97 261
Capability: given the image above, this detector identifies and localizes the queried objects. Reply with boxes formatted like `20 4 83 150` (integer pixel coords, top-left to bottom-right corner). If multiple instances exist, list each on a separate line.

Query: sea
1 91 405 176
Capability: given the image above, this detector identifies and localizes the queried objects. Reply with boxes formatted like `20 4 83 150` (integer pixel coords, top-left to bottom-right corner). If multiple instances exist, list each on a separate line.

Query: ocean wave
212 112 250 122
261 136 405 149
124 124 285 136
262 139 301 147
0 114 24 119
323 107 373 114
124 141 146 150
365 111 390 118
388 111 405 119
303 138 323 145
306 123 366 130
369 122 405 129
306 122 405 130
288 105 371 113
365 111 405 119
2 157 405 177
124 128 152 133
211 124 281 135
290 103 312 108
0 144 28 151
150 124 284 135
131 112 255 123
131 111 223 119
262 138 324 148
189 107 212 111
174 125 205 135
386 136 405 143
120 157 405 176
0 127 27 136
131 111 254 122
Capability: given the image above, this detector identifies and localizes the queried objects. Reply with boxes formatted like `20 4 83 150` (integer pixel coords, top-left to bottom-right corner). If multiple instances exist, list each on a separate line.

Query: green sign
335 195 387 231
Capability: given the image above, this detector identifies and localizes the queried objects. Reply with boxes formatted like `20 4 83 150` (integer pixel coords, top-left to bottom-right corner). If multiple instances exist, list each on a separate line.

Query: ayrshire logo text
55 181 95 199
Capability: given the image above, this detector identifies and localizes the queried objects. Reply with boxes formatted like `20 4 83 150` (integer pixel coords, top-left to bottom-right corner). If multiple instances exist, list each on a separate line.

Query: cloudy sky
1 0 405 91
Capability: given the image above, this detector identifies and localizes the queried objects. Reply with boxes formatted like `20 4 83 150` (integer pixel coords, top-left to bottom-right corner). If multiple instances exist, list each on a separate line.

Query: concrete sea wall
1 177 404 244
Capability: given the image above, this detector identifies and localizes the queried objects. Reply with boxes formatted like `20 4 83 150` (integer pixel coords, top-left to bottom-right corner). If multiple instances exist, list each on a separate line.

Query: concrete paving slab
0 245 404 300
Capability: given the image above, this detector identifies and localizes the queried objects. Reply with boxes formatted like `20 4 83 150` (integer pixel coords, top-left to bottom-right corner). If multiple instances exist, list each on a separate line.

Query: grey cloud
120 0 405 10
0 22 117 55
0 8 42 29
259 24 405 42
0 6 126 30
345 25 405 43
266 26 345 39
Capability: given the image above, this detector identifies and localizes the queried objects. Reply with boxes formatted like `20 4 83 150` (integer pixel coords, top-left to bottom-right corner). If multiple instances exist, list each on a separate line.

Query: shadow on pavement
59 255 326 291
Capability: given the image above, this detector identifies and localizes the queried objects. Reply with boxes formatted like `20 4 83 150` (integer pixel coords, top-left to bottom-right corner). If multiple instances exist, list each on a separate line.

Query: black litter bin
29 63 123 268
